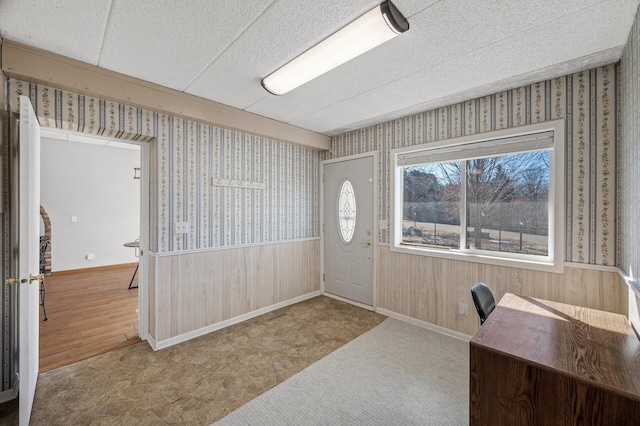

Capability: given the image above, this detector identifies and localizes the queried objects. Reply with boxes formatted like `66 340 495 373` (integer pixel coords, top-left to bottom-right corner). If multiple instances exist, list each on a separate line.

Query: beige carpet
214 318 470 425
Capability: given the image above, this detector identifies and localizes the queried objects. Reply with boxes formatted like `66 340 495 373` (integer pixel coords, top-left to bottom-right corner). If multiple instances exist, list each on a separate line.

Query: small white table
123 241 139 289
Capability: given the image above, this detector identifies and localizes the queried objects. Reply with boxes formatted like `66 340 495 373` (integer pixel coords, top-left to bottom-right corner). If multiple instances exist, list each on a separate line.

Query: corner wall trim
146 335 157 351
376 308 473 342
149 237 320 258
618 268 640 300
149 291 322 351
565 262 620 273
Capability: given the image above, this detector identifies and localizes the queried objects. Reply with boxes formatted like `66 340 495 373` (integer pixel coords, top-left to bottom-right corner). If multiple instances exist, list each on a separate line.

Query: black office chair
471 282 495 325
39 235 49 321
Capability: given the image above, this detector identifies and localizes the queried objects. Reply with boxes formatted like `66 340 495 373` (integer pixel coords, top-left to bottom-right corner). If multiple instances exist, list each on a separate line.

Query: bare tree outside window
465 151 549 254
402 150 550 256
402 162 460 248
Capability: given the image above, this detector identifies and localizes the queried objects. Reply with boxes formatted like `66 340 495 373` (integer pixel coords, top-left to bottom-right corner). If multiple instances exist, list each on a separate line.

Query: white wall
620 5 640 333
40 137 140 271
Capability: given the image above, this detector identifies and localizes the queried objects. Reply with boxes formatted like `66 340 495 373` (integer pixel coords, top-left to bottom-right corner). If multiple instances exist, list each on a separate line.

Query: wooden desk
470 293 640 425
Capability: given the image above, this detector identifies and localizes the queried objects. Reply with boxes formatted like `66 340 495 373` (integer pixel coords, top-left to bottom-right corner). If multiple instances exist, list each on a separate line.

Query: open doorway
38 128 144 372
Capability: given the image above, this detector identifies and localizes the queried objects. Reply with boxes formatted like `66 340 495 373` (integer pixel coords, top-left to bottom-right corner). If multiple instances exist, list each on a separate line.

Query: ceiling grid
0 0 638 136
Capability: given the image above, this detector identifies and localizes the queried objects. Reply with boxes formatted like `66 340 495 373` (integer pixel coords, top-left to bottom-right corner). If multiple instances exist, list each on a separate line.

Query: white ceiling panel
98 0 274 91
185 0 382 109
1 0 638 137
291 0 638 134
0 0 112 64
295 44 624 136
245 0 613 127
392 0 441 17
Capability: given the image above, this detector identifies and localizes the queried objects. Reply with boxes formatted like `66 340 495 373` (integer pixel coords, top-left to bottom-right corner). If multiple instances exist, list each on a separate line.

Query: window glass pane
338 180 356 243
465 151 549 255
402 163 461 249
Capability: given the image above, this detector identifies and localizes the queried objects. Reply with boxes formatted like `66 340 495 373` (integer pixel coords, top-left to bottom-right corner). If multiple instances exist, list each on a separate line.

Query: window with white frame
391 121 564 271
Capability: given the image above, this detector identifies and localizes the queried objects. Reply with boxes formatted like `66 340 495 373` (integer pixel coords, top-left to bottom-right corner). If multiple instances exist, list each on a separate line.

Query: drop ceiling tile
98 0 273 91
246 0 609 127
292 0 638 135
1 0 637 136
185 0 381 109
0 0 112 64
393 0 441 17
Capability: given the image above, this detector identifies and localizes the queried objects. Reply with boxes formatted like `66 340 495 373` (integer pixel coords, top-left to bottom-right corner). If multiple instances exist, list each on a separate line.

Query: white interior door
18 96 41 425
323 156 374 306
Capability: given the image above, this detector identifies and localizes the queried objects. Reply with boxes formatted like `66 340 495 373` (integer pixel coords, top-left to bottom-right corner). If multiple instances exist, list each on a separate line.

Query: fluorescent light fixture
261 0 409 95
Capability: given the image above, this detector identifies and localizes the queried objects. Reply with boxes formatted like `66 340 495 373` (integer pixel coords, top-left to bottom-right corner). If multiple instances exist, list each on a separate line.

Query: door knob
362 240 372 246
6 277 19 286
29 273 44 284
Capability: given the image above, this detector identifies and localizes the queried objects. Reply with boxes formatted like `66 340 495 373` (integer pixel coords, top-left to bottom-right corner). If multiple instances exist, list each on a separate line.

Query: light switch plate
175 221 189 234
458 302 468 316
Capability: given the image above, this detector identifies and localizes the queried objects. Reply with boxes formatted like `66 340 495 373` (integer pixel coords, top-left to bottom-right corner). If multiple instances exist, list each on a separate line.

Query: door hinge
322 273 325 281
322 174 325 182
322 224 325 233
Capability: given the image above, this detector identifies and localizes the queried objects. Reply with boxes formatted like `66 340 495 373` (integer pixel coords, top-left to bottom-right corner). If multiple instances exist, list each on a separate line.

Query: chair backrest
471 282 495 325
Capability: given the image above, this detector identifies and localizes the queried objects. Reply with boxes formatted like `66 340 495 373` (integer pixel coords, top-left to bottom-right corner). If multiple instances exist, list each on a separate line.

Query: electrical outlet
175 221 189 234
458 302 468 316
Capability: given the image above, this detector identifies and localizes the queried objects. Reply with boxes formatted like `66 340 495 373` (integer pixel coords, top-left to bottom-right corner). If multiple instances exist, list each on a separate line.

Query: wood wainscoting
149 239 320 345
376 245 622 337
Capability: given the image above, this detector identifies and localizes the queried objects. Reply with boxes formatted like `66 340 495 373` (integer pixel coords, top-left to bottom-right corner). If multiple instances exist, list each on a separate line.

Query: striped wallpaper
620 8 640 278
0 74 10 392
9 79 321 254
329 64 618 266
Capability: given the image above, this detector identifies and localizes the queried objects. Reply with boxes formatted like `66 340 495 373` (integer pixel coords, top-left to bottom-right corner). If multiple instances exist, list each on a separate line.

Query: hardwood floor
39 264 140 372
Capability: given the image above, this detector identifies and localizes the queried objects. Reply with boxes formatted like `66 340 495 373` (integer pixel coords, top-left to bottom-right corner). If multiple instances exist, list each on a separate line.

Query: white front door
18 96 41 425
323 156 374 306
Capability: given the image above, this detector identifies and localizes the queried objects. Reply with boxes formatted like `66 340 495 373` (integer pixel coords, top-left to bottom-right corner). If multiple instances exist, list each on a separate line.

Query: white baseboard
0 380 18 404
377 308 472 342
323 292 373 311
0 389 17 404
146 334 157 350
150 291 322 351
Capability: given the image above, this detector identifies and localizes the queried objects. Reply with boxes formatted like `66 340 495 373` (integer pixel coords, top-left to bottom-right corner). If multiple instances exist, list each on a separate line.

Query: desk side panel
470 344 640 425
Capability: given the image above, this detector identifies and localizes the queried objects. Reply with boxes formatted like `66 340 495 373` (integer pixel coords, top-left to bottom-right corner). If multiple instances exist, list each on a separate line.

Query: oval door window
338 180 357 243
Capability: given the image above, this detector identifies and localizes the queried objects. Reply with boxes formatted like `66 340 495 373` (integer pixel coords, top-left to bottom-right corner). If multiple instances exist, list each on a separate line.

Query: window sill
390 244 564 273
